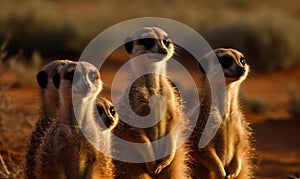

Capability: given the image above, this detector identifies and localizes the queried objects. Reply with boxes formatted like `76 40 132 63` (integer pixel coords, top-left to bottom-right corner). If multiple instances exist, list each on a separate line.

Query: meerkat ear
124 37 133 54
53 73 60 89
36 71 48 88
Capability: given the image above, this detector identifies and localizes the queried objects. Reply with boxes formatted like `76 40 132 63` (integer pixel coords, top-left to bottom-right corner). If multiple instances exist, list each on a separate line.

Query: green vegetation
0 0 299 72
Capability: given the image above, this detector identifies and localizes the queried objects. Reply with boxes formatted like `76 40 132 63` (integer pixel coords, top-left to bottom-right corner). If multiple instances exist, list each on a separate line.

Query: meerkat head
96 97 119 130
36 60 74 89
124 27 174 61
53 61 102 99
199 48 249 85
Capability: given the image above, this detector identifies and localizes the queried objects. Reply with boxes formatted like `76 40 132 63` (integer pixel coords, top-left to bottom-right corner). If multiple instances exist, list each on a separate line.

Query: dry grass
0 37 28 179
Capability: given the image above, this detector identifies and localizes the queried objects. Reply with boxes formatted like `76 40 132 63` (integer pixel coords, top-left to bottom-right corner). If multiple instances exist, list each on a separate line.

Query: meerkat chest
216 118 241 164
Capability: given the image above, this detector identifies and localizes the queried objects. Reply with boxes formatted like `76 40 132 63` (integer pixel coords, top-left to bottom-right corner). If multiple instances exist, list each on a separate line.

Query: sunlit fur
35 61 117 179
114 27 190 178
188 48 254 179
25 59 76 179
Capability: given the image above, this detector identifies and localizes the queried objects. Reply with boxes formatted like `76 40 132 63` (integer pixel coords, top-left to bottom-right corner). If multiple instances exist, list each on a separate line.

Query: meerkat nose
237 66 246 75
84 83 91 91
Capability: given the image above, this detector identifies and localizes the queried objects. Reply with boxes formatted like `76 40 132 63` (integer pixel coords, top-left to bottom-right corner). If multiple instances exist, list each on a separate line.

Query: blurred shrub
7 51 42 86
0 0 299 73
240 91 269 113
0 11 78 58
201 14 300 72
288 84 300 120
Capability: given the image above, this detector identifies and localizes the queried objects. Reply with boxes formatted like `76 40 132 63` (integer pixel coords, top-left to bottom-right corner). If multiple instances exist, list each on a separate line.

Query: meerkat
24 59 76 179
113 27 190 179
34 61 118 179
188 48 254 179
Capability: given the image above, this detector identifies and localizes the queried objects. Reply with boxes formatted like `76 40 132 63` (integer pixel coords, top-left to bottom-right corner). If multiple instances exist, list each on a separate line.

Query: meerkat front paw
152 154 174 176
152 162 167 176
225 157 242 179
145 161 156 175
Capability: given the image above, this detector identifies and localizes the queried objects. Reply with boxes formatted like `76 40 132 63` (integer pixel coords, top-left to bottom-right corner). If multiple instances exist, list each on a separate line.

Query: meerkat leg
196 148 227 178
153 153 175 175
225 153 242 179
234 158 252 179
138 135 156 175
122 130 156 175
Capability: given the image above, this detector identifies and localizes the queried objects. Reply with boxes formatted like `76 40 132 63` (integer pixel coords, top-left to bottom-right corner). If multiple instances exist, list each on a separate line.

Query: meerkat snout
124 27 174 60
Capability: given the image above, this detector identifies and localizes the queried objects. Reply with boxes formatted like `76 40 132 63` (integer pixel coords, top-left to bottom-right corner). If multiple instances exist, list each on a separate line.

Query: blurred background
0 0 299 178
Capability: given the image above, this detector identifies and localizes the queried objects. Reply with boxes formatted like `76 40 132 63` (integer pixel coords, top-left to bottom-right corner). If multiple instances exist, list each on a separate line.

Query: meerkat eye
109 106 116 116
163 39 171 47
89 71 98 82
138 38 155 49
240 57 246 65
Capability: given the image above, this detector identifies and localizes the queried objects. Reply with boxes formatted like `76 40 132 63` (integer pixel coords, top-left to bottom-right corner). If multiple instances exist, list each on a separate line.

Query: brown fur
35 61 117 179
113 27 190 178
188 48 254 179
24 59 76 179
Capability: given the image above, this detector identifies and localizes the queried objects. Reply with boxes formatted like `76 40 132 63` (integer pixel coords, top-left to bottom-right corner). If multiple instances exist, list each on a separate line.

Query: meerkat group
25 27 254 179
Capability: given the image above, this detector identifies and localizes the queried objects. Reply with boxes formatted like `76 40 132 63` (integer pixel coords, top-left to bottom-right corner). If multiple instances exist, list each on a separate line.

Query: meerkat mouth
132 54 167 66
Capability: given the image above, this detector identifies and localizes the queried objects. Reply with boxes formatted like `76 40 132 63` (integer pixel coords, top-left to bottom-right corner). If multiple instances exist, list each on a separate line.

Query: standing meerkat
35 61 118 179
25 59 76 179
113 27 190 178
188 48 254 179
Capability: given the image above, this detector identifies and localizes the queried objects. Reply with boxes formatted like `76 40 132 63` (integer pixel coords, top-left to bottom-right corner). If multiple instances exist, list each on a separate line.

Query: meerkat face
53 61 102 99
215 48 249 83
124 27 174 61
199 48 249 84
96 97 119 130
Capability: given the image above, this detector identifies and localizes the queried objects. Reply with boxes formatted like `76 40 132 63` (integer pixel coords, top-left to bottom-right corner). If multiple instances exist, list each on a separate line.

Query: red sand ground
1 59 300 178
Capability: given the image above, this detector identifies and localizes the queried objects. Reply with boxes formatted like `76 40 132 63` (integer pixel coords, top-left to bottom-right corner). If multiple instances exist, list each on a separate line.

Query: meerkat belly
219 120 240 165
147 88 178 141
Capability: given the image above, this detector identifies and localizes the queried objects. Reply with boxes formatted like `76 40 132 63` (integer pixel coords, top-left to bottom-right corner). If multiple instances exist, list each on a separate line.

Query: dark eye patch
97 106 104 115
36 71 48 88
138 38 156 50
67 70 81 84
218 55 234 68
66 70 75 82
